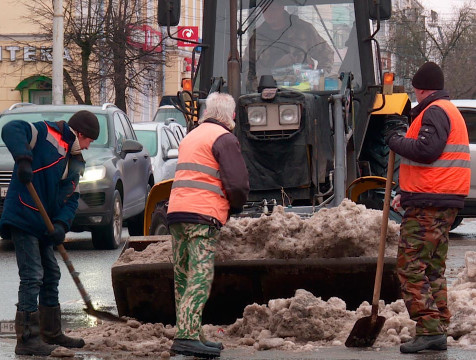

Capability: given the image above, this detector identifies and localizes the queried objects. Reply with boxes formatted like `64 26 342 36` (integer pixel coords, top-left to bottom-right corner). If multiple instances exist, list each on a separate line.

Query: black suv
0 103 154 249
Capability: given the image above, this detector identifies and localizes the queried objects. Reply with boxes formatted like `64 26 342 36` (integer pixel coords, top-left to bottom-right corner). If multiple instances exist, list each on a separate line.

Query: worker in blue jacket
0 110 99 356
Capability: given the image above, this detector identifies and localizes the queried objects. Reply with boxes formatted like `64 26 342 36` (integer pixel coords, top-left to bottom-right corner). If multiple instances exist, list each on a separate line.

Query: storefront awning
15 75 52 90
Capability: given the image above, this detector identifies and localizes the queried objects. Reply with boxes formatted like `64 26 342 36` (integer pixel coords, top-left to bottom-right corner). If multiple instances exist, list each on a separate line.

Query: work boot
171 339 221 358
200 333 224 350
400 334 447 353
39 304 85 348
15 310 58 356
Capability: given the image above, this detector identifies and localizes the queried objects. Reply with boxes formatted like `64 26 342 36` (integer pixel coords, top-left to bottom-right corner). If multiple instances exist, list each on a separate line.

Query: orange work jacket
400 99 470 196
168 122 230 225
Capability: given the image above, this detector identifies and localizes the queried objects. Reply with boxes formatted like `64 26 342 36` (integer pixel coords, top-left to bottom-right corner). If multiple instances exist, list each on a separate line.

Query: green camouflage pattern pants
169 222 218 340
397 206 457 336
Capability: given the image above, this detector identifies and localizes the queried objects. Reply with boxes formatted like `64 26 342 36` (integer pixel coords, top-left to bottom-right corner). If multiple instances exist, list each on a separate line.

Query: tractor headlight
247 106 267 126
279 105 300 125
80 166 106 183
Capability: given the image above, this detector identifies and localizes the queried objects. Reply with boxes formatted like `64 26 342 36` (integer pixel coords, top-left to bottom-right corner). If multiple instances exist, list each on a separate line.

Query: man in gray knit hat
0 110 99 356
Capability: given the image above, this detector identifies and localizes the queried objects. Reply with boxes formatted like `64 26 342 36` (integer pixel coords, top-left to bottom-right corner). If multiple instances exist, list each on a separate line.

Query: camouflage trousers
169 222 218 340
397 206 457 336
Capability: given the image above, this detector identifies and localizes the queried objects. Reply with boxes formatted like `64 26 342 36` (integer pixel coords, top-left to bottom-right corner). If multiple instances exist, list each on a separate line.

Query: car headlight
80 166 106 183
279 105 300 125
247 106 267 126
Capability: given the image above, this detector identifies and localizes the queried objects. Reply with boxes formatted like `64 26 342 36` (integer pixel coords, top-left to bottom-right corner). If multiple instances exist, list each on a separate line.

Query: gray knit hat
68 110 100 140
412 62 444 90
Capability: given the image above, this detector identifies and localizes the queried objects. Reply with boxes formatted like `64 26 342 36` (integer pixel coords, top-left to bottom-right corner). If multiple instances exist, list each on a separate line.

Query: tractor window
212 0 360 94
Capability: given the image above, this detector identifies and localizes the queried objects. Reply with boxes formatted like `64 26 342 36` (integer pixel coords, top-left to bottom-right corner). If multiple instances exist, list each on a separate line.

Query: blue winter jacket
0 120 85 240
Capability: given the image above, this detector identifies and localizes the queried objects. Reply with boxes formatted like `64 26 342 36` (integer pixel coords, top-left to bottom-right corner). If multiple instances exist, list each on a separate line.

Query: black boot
200 333 224 350
400 334 447 353
15 310 58 356
171 339 221 358
39 304 85 348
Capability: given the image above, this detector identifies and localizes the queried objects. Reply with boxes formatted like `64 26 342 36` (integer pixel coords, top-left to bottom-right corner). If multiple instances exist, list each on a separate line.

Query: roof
2 103 119 115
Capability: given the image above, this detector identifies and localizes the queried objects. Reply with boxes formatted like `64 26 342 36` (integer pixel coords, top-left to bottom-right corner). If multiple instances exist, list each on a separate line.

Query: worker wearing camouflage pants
166 92 249 358
170 223 218 340
385 62 470 353
397 207 457 336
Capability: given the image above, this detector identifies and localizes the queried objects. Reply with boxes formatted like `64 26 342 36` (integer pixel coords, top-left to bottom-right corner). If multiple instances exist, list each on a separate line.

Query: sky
418 0 473 18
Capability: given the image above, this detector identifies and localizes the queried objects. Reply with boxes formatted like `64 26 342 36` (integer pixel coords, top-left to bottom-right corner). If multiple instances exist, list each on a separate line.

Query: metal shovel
345 150 395 347
26 182 126 323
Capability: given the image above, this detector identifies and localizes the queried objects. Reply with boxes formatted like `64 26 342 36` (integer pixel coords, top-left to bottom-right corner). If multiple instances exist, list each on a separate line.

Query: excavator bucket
111 236 400 325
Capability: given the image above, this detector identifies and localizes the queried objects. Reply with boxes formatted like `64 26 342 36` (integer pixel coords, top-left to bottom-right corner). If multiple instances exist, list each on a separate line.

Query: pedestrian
167 92 249 358
384 61 470 353
0 110 100 356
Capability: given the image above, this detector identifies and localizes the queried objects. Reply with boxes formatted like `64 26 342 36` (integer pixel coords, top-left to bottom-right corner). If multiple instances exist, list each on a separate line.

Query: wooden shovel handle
371 150 395 317
26 182 95 311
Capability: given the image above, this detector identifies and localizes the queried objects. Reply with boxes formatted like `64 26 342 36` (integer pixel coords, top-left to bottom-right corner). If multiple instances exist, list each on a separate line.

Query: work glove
17 159 33 184
48 222 66 246
384 115 408 144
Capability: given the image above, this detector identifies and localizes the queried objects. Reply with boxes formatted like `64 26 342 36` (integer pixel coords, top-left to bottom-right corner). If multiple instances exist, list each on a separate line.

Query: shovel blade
345 315 386 348
84 308 127 323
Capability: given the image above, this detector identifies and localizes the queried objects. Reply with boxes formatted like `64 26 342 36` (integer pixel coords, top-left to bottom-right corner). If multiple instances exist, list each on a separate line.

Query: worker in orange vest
385 62 470 353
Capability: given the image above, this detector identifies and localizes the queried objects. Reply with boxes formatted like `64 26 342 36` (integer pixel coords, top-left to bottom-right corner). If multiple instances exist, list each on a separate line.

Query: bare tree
385 2 476 99
21 0 167 111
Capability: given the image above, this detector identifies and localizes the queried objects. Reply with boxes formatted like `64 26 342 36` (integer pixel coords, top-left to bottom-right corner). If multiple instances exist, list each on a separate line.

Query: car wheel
451 216 463 231
127 183 152 236
92 190 123 249
149 201 169 235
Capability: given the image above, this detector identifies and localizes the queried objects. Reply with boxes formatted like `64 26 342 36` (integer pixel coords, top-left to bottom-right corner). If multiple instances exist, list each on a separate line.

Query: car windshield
135 129 158 157
153 108 187 127
0 112 108 147
212 0 359 94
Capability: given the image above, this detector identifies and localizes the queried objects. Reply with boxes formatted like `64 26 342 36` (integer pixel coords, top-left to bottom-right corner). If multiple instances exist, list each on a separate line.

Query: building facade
0 0 202 122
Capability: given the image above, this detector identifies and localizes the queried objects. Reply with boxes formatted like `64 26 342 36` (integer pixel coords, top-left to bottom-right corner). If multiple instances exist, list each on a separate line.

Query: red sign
127 25 162 52
177 26 199 47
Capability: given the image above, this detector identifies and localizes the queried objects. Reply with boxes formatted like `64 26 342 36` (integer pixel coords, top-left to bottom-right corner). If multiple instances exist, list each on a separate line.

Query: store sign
127 25 162 52
177 26 199 47
0 46 72 62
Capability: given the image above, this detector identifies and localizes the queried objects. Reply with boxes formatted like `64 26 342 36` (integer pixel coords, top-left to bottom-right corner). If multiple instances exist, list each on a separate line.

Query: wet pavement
1 222 476 359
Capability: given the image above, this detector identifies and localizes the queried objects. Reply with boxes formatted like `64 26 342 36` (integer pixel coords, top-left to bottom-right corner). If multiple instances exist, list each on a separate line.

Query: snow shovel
345 150 395 347
26 182 126 323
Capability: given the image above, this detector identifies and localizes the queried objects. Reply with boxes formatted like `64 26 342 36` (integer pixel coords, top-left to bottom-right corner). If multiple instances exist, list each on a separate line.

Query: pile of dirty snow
114 199 400 266
67 251 476 357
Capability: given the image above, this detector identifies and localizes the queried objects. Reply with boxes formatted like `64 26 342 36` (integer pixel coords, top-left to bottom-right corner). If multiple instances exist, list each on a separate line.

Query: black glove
384 115 408 144
48 222 66 246
17 159 33 184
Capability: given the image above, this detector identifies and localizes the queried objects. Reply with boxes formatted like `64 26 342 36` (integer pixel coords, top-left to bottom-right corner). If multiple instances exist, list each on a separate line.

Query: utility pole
52 0 64 104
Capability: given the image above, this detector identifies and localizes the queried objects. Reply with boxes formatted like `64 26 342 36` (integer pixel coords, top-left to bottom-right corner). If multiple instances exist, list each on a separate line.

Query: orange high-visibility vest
168 122 230 225
400 99 470 196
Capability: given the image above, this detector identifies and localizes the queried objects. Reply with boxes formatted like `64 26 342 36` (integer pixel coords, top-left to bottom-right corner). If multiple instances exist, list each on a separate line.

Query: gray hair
198 92 236 130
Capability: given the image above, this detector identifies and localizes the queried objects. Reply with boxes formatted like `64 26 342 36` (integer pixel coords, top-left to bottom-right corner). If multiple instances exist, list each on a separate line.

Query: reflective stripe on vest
168 122 230 225
400 99 470 195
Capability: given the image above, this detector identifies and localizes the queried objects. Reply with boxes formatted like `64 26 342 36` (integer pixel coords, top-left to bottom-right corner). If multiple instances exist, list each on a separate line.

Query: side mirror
166 148 179 160
368 0 392 21
158 0 181 27
122 139 143 155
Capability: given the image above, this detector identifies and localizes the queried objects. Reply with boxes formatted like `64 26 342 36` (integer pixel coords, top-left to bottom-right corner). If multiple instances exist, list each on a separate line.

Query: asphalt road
1 222 476 359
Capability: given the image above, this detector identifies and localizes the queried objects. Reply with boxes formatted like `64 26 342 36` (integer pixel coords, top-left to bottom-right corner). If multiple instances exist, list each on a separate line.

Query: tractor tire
149 201 169 235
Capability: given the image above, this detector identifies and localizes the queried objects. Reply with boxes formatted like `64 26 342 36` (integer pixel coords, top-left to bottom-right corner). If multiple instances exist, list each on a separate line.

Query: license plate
0 321 14 333
1 187 8 198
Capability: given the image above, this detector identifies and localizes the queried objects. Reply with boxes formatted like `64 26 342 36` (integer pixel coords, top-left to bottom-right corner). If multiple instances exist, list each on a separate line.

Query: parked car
152 105 187 128
0 103 154 249
132 122 186 183
449 100 476 229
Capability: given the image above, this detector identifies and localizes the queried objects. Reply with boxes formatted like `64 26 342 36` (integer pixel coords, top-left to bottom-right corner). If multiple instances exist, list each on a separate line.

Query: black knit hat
68 110 100 140
411 62 444 90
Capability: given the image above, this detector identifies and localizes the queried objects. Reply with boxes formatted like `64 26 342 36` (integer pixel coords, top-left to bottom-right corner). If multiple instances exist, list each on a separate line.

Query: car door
459 108 476 199
159 128 179 181
118 113 150 216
